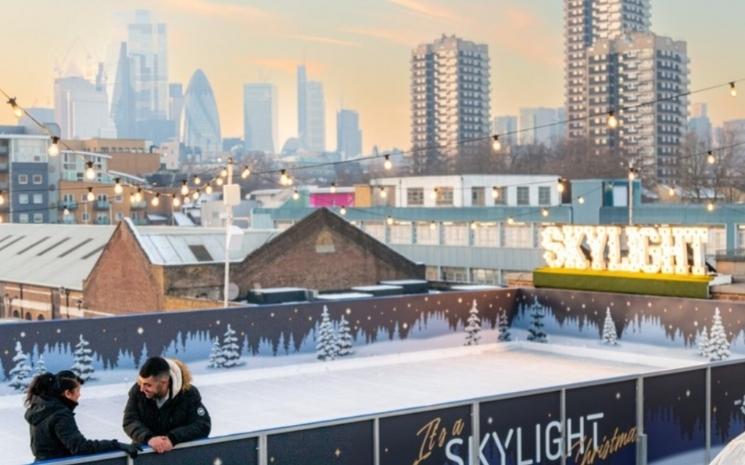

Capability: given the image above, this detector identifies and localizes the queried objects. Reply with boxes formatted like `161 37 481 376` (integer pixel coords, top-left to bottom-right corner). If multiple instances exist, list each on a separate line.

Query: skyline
1 0 744 153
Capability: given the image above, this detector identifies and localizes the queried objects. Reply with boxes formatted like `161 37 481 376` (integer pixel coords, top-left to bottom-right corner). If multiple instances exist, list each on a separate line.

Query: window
32 174 43 185
517 186 530 205
443 223 468 246
416 222 439 245
33 213 44 223
407 188 424 206
115 212 124 221
18 213 29 223
390 222 412 244
471 268 498 284
115 195 123 203
493 187 507 205
32 194 43 204
503 224 533 248
441 266 468 282
82 212 90 222
474 223 498 247
436 187 454 206
363 222 386 243
18 174 28 184
63 194 74 203
471 187 485 206
538 186 551 205
18 193 29 204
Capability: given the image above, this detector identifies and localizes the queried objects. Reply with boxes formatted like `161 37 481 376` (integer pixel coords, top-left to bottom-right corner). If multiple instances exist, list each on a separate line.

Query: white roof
0 223 115 290
129 220 278 266
351 285 403 292
315 292 374 300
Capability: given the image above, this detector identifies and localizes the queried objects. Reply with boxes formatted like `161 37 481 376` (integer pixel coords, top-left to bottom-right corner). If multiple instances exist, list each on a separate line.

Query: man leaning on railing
123 357 211 454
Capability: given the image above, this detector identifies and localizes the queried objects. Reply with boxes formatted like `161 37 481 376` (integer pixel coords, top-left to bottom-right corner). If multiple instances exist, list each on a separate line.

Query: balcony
0 162 7 172
94 200 110 211
60 201 78 211
130 200 147 210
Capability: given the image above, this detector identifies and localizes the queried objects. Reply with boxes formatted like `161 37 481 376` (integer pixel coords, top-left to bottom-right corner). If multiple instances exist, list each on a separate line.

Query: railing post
470 401 480 465
706 366 712 464
374 417 381 465
636 376 646 465
561 388 567 465
258 434 268 465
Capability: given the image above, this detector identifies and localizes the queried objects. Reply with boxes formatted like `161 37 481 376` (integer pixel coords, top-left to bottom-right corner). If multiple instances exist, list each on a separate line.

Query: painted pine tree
70 335 95 382
34 354 48 376
695 327 710 357
207 336 225 368
221 324 242 368
316 305 338 361
601 308 619 345
8 341 32 392
708 308 731 361
337 315 354 357
464 299 482 346
497 310 512 342
527 297 548 343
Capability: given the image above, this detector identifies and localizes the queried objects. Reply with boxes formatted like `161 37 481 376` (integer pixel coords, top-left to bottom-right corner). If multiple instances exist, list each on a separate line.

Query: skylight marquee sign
541 225 709 276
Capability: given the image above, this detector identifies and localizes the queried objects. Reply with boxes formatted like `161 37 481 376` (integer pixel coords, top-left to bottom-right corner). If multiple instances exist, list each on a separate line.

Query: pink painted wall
310 193 355 207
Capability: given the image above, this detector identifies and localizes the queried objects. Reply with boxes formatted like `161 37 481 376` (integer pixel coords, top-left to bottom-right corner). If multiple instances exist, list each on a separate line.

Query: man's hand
148 436 173 454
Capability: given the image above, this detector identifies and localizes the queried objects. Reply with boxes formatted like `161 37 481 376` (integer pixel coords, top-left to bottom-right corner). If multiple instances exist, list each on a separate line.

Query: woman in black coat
24 370 141 462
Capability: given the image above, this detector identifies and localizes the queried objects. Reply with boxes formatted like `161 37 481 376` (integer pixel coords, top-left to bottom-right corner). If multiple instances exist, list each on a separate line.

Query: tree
221 324 242 368
527 297 548 343
708 308 731 362
337 315 354 357
70 335 95 382
207 336 225 369
34 354 48 376
497 310 512 342
601 308 619 345
695 327 710 357
316 306 338 361
464 299 482 346
8 341 32 392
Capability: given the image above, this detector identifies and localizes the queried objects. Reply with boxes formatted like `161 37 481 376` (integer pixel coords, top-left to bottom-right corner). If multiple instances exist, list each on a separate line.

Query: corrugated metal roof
0 224 115 291
131 221 277 266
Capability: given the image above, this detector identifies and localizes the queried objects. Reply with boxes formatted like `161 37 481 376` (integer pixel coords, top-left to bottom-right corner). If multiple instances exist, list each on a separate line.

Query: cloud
387 0 463 22
159 0 274 22
343 27 419 47
283 34 360 48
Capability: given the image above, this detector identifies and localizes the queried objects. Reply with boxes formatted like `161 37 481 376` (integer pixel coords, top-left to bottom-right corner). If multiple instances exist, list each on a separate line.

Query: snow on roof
252 287 308 294
351 285 403 292
0 223 115 290
129 220 278 266
380 279 428 285
450 284 504 291
172 213 195 227
315 292 374 300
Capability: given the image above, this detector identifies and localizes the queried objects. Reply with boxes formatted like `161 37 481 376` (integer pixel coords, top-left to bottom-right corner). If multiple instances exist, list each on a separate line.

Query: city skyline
1 0 743 153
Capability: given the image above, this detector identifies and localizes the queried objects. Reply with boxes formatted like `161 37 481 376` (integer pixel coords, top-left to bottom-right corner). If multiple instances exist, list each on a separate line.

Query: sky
0 0 743 153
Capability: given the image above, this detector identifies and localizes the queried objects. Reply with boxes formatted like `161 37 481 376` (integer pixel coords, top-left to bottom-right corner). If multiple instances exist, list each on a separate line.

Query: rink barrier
31 357 745 465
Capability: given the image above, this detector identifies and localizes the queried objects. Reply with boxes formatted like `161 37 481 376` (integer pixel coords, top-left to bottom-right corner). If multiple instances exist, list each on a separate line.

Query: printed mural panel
0 290 513 394
267 421 373 465
379 405 471 465
133 437 257 465
644 369 707 465
479 391 562 465
566 380 637 465
711 363 745 456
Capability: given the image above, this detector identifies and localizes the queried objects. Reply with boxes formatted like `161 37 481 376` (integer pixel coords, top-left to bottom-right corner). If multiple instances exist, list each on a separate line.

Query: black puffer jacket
25 395 120 461
123 383 211 445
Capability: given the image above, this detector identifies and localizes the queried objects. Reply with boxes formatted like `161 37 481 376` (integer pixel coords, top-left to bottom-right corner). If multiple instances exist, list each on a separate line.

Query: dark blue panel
711 362 745 447
268 421 373 465
133 437 257 465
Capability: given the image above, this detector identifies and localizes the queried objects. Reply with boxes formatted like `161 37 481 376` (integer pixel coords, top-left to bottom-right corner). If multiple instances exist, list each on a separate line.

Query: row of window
16 174 44 185
402 186 552 206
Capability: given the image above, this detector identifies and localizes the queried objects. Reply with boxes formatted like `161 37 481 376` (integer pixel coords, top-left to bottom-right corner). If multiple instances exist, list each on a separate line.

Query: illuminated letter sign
541 225 708 276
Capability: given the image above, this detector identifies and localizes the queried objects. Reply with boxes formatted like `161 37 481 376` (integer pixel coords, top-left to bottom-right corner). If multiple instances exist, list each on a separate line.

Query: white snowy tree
527 297 548 343
695 327 710 357
337 316 354 357
207 336 225 369
708 308 731 362
316 306 338 361
8 341 32 392
70 335 95 382
464 300 482 346
497 310 511 342
34 354 48 376
601 308 619 345
221 324 243 368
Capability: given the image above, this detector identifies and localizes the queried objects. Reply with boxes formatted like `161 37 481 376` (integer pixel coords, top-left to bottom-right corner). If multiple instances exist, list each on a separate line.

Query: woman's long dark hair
25 371 84 407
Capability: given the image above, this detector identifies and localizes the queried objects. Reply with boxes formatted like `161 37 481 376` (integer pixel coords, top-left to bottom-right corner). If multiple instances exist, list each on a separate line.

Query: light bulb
541 208 549 217
557 180 565 193
220 168 228 178
173 197 181 208
194 175 202 185
578 196 585 204
668 187 675 197
63 208 70 216
0 192 4 205
280 170 289 186
429 221 436 230
216 177 224 186
731 82 737 97
7 98 22 118
151 194 160 207
430 188 438 201
86 188 94 202
134 189 143 203
507 217 515 225
340 207 347 216
241 167 251 179
205 185 213 194
292 189 300 200
707 152 715 164
383 155 392 170
85 162 96 180
470 222 478 230
330 183 337 194
180 181 189 196
628 170 636 181
707 202 715 212
48 137 60 157
491 186 499 199
492 135 501 152
607 111 618 129
386 216 394 225
379 187 387 199
129 193 136 203
114 179 123 195
192 190 200 200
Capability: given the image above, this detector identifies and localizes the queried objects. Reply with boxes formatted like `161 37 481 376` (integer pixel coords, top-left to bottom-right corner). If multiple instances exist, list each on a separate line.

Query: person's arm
166 388 211 445
122 384 155 443
53 412 119 456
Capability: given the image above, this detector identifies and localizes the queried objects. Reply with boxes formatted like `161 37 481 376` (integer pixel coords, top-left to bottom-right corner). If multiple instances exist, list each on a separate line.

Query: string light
149 193 159 207
607 111 618 129
507 217 515 225
491 135 501 152
216 177 224 186
470 222 478 230
430 187 438 201
85 161 96 180
0 191 4 205
7 97 22 118
48 136 60 157
668 187 676 197
86 187 95 202
628 168 637 181
707 151 716 164
292 189 300 200
557 178 566 193
731 82 737 97
173 196 181 208
114 178 123 195
330 182 337 194
429 221 436 230
63 208 70 216
491 186 500 199
205 185 213 194
193 175 202 185
379 186 387 199
383 154 392 170
241 166 251 179
180 180 189 196
220 168 228 178
340 206 347 216
541 208 549 217
280 169 289 186
707 201 715 212
192 189 201 200
578 196 585 205
386 216 394 225
129 192 136 203
134 187 143 203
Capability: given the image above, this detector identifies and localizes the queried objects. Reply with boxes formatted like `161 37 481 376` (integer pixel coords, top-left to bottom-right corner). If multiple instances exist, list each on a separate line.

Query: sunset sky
1 0 743 152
